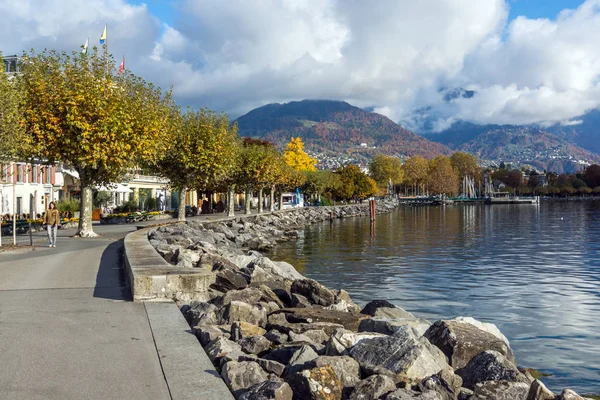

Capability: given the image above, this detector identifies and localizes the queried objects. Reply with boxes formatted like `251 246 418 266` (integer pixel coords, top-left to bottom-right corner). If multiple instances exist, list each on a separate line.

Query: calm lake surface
270 201 600 394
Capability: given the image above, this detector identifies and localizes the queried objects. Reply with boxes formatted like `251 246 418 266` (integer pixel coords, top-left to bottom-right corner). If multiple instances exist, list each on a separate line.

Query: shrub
56 199 80 213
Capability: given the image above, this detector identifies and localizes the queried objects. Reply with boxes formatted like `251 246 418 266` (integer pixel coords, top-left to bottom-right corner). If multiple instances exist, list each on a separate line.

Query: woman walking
43 202 61 248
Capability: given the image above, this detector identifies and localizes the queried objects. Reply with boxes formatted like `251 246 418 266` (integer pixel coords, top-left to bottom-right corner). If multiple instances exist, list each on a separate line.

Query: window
33 166 38 183
17 165 24 183
46 167 52 184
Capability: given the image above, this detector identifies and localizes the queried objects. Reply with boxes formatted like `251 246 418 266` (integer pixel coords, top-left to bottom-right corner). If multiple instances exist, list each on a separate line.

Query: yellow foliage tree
17 48 175 236
283 137 317 172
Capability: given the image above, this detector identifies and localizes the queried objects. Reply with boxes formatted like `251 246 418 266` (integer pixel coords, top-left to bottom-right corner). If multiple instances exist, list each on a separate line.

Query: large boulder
424 318 516 370
556 389 589 400
265 329 289 345
252 257 305 281
205 337 245 365
360 300 415 319
307 356 361 389
349 326 450 385
470 380 530 400
231 321 267 341
275 308 368 331
221 360 269 395
212 267 249 292
219 301 268 327
267 312 344 336
213 287 263 308
182 301 218 326
384 389 444 399
284 345 319 376
325 328 387 356
526 379 555 400
239 355 286 377
263 343 319 365
417 368 462 400
286 365 343 400
359 317 432 337
238 335 273 355
349 374 396 400
239 380 294 400
291 279 337 307
457 350 527 390
193 324 230 346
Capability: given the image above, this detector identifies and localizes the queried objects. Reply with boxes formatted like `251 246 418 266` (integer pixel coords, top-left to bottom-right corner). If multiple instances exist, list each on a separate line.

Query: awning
61 169 80 179
95 184 133 193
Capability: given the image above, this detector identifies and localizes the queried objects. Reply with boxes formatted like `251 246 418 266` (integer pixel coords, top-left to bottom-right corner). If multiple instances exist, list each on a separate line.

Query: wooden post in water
369 198 376 222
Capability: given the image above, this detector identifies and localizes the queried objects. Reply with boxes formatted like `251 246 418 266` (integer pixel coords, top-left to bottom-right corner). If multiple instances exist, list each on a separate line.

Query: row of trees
367 152 480 196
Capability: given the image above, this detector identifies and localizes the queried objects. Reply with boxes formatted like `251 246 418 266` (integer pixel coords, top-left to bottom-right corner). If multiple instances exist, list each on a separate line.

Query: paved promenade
0 223 173 400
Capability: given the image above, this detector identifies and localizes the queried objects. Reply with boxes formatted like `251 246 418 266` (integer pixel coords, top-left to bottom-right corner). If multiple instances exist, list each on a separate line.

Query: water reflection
270 202 600 393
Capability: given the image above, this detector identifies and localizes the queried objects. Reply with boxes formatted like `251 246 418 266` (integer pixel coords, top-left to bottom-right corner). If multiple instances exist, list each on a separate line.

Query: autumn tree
0 54 25 161
368 154 404 194
335 164 377 201
450 152 481 182
152 107 239 221
17 48 175 236
238 139 278 214
283 137 317 172
427 156 459 195
402 156 429 196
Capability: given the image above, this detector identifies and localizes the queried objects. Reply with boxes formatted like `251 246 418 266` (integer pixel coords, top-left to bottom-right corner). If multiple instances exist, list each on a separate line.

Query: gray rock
526 379 555 400
219 301 268 327
556 389 588 400
181 301 217 326
213 287 263 308
267 311 344 336
385 389 444 400
205 337 245 365
284 345 319 376
333 289 361 313
349 374 396 400
458 388 474 400
291 279 336 306
238 335 273 355
349 326 450 385
288 331 316 345
175 248 201 268
424 318 516 370
258 285 286 308
275 308 368 331
213 267 249 291
286 365 343 400
239 355 286 377
457 350 526 390
325 328 388 356
291 293 313 308
192 324 230 346
301 329 331 345
221 360 269 395
238 380 293 400
359 317 432 337
307 355 361 389
360 300 398 316
265 329 289 345
470 380 530 400
231 321 267 341
263 343 318 365
417 367 462 400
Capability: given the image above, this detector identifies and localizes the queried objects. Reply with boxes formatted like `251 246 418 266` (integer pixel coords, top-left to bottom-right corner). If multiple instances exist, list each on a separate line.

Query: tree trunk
245 187 252 215
258 188 264 213
270 185 275 212
178 186 186 222
208 191 213 213
227 185 235 217
278 191 283 211
76 185 97 237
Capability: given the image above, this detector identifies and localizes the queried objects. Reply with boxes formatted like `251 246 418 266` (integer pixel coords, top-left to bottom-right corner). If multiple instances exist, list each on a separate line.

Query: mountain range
235 99 600 173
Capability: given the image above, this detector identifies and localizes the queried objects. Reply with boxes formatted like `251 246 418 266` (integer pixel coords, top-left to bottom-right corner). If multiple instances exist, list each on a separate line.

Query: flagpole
105 23 108 76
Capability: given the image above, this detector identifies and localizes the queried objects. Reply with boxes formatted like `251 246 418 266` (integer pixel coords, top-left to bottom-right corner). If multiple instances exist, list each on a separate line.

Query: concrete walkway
0 224 172 400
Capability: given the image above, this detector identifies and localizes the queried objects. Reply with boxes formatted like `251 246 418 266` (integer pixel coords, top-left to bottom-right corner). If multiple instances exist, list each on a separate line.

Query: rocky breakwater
148 204 590 400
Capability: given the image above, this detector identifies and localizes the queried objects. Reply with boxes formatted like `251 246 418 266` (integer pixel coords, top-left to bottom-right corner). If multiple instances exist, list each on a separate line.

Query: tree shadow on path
93 239 132 301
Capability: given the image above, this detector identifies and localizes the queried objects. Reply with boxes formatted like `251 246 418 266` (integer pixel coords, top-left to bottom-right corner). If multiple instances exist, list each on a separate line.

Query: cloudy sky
1 0 599 131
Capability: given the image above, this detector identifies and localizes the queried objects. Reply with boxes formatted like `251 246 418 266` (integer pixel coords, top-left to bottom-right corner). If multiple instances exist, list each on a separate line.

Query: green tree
283 137 317 172
584 164 600 188
18 48 174 236
427 156 459 195
368 154 404 194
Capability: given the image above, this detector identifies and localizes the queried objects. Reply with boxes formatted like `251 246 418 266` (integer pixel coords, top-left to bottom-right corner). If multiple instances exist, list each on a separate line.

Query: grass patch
521 367 553 380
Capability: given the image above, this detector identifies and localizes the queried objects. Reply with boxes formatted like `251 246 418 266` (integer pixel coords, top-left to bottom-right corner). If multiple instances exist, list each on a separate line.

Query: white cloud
3 0 600 131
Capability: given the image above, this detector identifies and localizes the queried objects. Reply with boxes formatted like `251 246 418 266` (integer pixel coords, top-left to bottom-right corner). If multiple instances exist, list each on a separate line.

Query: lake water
270 201 600 394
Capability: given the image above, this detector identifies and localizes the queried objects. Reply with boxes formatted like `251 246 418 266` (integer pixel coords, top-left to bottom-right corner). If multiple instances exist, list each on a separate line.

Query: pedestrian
43 201 61 248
